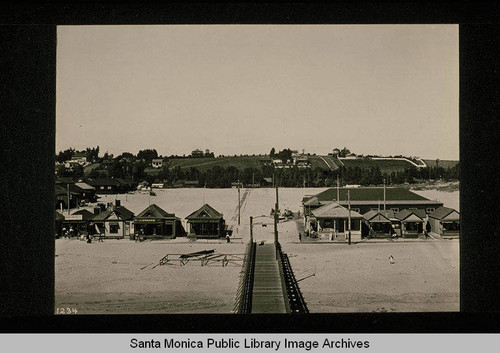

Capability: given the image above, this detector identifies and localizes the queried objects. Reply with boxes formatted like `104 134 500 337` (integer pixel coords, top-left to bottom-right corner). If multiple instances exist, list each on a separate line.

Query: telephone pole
250 216 253 243
274 181 279 259
238 180 241 226
348 190 351 245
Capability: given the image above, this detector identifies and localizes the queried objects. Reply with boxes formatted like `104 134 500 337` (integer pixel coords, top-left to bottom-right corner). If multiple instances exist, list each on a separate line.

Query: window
107 186 112 190
352 208 360 213
323 219 333 228
110 224 120 233
100 186 104 190
350 219 360 231
426 208 435 213
390 208 399 212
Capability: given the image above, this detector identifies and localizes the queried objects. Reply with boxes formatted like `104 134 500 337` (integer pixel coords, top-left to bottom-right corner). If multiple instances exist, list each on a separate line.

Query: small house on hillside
70 152 88 165
428 206 460 237
151 159 163 168
133 204 185 239
91 200 134 239
185 204 226 238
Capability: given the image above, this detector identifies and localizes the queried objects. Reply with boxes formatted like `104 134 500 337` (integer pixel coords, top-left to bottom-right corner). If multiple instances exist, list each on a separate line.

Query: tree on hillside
85 146 99 162
340 147 351 157
269 147 275 157
137 149 158 163
56 148 75 163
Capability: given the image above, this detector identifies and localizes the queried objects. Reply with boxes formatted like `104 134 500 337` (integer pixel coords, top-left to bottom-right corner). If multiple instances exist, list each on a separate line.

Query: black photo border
1 2 500 333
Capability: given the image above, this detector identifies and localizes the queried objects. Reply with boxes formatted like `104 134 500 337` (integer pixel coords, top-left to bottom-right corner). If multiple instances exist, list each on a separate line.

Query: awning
187 219 218 224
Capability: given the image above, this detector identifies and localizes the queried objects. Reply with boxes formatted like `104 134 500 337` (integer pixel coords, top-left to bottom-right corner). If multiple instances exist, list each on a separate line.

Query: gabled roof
55 185 79 196
413 209 428 219
395 209 423 222
303 196 321 207
309 187 430 203
362 210 391 223
70 209 95 220
74 182 95 191
312 202 362 219
55 177 75 185
87 178 122 186
92 205 134 221
115 178 135 186
136 204 176 219
186 204 223 220
428 206 460 220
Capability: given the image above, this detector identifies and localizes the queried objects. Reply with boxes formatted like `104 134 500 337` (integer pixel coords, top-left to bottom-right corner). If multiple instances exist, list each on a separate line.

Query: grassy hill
166 156 263 171
422 159 459 168
336 158 416 174
158 156 457 174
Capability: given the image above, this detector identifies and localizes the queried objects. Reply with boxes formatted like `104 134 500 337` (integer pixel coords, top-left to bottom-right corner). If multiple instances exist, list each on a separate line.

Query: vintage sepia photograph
54 24 459 314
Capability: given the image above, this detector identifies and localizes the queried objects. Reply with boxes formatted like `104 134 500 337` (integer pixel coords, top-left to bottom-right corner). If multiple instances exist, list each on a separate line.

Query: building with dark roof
133 204 185 239
185 204 226 238
428 206 460 237
302 187 443 216
91 200 134 238
87 178 123 194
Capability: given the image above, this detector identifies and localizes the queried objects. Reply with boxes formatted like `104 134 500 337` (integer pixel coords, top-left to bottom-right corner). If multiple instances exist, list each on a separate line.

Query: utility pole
383 178 386 212
348 190 351 245
337 175 340 202
250 216 253 243
274 182 279 259
237 180 241 226
67 183 70 215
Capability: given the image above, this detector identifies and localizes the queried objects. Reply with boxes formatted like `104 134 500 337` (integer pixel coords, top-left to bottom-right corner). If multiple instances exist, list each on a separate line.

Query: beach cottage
428 206 460 237
362 210 393 238
185 204 226 238
91 200 134 239
62 209 95 237
133 204 185 239
394 209 425 238
308 202 363 241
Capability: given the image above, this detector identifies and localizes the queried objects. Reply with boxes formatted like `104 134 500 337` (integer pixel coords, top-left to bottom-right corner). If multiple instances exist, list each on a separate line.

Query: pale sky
57 25 459 160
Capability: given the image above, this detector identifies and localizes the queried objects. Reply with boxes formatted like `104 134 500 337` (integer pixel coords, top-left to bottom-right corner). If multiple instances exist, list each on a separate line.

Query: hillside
335 158 417 174
166 156 263 171
422 159 459 168
159 156 456 174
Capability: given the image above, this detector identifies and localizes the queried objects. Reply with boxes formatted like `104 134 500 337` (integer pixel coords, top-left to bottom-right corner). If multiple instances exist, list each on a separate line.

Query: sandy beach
55 187 459 314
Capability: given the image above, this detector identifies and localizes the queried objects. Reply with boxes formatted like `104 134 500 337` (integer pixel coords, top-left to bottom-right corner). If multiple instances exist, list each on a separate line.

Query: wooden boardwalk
250 243 287 313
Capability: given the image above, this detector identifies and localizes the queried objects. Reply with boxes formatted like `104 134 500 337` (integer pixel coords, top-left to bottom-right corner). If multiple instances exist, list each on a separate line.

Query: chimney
93 207 101 215
115 199 121 207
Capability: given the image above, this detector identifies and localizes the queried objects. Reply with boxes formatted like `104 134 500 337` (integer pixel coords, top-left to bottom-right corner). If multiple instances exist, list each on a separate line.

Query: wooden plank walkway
250 243 287 313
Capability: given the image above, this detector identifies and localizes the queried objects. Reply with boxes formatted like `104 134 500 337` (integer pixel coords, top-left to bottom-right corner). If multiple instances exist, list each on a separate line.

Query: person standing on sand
299 232 302 242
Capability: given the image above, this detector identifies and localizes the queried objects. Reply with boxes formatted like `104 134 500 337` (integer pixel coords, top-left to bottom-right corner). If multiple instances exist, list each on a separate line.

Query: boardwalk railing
233 241 256 313
277 242 310 313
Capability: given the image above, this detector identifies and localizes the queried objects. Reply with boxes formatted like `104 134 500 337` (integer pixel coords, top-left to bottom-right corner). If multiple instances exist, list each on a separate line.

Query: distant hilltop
55 146 459 189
